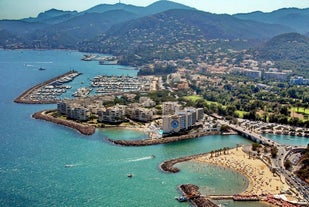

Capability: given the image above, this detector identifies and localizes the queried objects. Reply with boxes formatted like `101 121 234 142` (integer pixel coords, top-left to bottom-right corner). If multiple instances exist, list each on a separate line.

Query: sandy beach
194 147 290 196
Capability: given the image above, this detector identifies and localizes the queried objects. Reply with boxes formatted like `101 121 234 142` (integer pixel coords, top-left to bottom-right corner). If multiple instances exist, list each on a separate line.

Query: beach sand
194 147 290 195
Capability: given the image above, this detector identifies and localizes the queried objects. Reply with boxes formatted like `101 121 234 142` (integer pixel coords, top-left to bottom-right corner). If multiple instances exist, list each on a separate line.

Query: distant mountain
142 0 195 15
82 3 143 15
254 33 309 75
23 9 78 25
83 1 194 17
234 8 309 33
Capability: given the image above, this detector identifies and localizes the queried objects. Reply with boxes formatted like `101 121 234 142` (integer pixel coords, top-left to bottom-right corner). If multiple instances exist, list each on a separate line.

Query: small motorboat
175 195 187 202
127 173 133 178
65 164 74 168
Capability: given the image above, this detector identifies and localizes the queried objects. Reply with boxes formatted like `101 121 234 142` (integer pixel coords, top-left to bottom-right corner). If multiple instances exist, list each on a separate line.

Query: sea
0 50 308 207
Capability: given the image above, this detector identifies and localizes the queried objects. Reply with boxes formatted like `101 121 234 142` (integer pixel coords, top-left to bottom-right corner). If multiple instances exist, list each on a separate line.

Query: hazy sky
0 0 308 20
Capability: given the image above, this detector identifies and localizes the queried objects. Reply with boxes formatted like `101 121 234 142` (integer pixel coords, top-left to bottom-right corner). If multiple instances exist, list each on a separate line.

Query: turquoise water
263 134 308 147
1 50 308 207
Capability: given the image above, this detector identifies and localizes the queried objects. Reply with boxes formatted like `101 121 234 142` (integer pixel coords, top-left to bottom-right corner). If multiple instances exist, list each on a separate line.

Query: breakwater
160 152 210 173
106 132 219 146
32 110 95 135
14 70 79 104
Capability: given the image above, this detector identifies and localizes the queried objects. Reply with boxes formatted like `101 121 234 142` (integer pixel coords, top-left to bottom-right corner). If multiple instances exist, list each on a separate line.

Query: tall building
162 107 204 134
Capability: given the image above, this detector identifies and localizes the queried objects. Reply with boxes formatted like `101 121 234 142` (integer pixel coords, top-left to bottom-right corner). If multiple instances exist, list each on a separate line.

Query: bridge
218 120 279 146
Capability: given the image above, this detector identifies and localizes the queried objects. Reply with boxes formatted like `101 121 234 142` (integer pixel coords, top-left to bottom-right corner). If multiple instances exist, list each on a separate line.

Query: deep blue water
1 50 307 207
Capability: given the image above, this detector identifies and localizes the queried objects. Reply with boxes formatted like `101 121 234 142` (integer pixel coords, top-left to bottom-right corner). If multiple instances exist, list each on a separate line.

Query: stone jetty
106 131 219 147
32 110 95 135
160 152 210 173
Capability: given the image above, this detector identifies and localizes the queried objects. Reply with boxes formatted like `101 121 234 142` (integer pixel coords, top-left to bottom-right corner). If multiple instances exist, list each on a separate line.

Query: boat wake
127 155 155 162
64 163 82 168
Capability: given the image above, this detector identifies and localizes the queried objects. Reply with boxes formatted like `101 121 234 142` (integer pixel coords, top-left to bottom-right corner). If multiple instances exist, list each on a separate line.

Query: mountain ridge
234 8 309 33
0 1 308 50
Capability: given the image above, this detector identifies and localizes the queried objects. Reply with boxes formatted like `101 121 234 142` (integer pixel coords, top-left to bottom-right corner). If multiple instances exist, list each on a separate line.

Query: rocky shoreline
105 131 219 146
32 110 96 135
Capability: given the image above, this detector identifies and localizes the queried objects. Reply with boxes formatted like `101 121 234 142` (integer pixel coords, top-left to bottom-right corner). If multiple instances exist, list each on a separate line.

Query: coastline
32 109 220 143
32 110 96 135
193 147 290 196
160 146 297 198
160 146 303 206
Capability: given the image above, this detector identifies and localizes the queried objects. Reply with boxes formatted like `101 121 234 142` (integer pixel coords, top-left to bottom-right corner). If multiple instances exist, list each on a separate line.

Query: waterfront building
57 100 90 121
126 104 154 122
98 104 126 123
162 115 181 134
67 106 89 121
162 107 204 134
135 108 154 122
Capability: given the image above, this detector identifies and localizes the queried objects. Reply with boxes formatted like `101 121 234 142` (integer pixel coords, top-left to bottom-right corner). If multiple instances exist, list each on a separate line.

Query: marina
14 70 80 104
91 75 151 94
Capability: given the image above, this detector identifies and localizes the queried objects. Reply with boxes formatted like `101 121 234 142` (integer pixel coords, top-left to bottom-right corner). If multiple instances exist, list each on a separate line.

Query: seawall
106 131 219 147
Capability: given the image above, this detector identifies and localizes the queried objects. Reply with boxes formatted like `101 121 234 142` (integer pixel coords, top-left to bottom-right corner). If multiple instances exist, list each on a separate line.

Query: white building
162 107 204 134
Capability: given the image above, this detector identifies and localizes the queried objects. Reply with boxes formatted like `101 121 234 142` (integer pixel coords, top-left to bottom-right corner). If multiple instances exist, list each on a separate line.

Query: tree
220 124 230 133
252 143 261 151
271 146 278 158
284 160 292 170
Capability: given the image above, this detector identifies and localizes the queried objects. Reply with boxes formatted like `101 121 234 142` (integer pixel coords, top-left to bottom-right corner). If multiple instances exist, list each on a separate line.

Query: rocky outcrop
32 110 95 135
